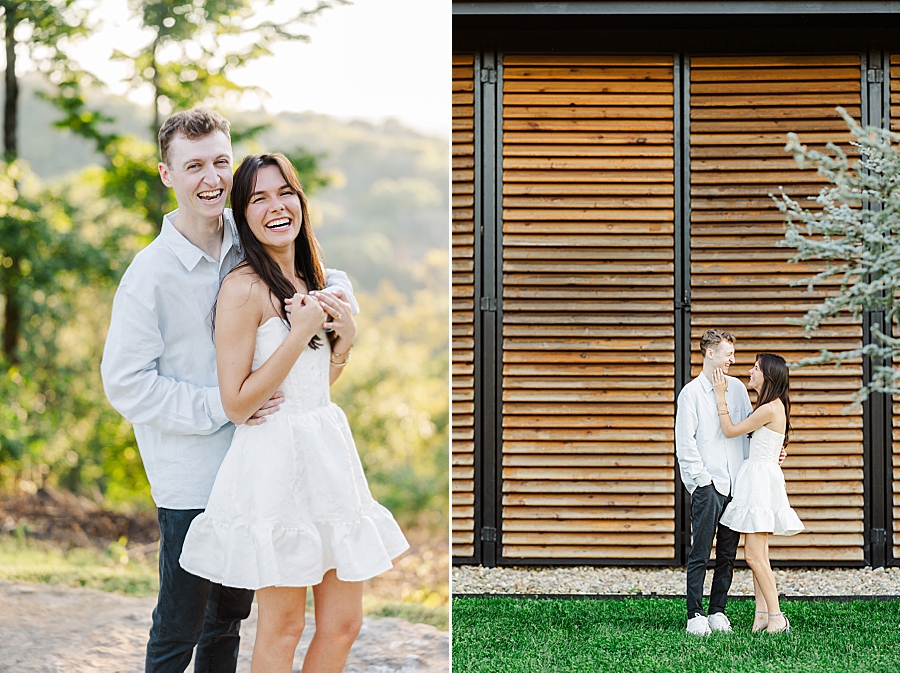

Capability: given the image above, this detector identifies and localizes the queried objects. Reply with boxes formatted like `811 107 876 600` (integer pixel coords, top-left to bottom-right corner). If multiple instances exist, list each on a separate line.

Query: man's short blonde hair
158 107 231 166
699 328 735 357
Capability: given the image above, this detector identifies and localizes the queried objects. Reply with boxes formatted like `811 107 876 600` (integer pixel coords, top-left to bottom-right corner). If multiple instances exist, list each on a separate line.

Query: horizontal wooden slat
688 54 864 563
498 53 677 563
452 57 476 561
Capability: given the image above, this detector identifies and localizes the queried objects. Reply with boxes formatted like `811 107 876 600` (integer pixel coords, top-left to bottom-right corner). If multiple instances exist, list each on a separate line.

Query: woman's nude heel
752 610 768 633
767 612 790 634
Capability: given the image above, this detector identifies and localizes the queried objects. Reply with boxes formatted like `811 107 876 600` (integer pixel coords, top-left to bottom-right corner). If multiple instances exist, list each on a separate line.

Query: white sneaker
686 615 711 636
707 612 732 633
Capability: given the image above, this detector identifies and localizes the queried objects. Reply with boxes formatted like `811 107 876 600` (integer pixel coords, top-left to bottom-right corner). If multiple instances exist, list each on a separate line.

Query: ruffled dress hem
720 504 804 536
179 506 409 590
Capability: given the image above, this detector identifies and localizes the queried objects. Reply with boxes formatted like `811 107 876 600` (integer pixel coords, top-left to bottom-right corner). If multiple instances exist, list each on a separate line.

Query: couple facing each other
675 328 804 637
101 108 408 672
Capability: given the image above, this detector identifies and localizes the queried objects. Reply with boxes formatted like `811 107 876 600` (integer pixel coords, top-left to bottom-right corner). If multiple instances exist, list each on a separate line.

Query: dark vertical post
477 49 500 567
470 51 485 565
674 52 693 565
862 48 887 568
883 50 896 567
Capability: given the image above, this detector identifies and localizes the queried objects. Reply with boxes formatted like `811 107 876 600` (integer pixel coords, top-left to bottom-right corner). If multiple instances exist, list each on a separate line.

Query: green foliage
0 161 153 506
116 0 348 128
776 108 900 401
331 251 449 526
453 597 900 673
102 135 178 227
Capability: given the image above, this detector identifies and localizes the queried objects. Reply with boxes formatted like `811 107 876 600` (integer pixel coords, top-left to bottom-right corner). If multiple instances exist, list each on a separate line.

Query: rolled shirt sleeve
323 268 360 316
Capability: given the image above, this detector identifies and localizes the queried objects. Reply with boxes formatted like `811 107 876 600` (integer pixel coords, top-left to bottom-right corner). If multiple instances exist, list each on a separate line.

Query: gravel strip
453 565 900 597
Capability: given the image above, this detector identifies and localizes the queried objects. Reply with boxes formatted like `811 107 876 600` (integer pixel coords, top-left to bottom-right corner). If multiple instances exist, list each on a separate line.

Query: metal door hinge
481 526 497 542
480 67 497 84
867 68 883 83
480 296 497 312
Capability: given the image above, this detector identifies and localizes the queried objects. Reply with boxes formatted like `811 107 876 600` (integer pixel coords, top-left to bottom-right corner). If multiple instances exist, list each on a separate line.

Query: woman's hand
712 367 729 397
288 293 326 337
311 289 357 344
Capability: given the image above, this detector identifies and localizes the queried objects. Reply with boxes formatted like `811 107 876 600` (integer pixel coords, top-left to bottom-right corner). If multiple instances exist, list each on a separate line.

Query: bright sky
41 0 451 138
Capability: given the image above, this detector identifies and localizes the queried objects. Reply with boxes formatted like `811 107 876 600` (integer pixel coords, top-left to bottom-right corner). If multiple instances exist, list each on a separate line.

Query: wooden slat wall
452 55 476 558
891 54 900 563
499 55 676 560
690 55 865 562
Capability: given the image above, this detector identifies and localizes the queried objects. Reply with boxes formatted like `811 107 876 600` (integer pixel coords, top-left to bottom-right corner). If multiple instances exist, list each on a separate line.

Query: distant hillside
17 79 449 294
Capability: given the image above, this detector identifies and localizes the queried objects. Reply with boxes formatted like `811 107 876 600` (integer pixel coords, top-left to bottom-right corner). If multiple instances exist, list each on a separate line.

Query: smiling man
101 108 356 672
674 328 752 637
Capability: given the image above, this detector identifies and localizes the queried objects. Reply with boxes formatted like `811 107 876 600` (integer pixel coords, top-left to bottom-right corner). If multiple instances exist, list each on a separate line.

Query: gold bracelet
718 411 730 416
330 344 352 367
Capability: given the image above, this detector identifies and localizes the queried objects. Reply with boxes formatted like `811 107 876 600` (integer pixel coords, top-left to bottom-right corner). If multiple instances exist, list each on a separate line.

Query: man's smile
198 188 224 202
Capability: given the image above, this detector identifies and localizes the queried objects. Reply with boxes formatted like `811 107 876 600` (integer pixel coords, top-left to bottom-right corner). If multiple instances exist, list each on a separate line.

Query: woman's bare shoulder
218 265 266 313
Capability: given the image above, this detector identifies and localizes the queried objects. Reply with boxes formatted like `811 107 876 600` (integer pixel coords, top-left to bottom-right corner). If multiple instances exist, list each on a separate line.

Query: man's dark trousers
686 483 741 619
146 508 254 673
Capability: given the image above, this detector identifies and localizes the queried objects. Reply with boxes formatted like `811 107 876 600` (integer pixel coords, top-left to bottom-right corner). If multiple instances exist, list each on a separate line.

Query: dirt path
0 581 449 672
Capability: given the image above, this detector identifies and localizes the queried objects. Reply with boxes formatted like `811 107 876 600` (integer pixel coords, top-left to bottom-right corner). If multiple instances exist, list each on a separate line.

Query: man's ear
159 162 173 188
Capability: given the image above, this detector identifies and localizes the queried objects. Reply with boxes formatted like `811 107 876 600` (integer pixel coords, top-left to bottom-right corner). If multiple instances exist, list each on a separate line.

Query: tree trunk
2 5 21 363
4 3 20 161
150 31 166 233
3 259 20 364
151 32 160 135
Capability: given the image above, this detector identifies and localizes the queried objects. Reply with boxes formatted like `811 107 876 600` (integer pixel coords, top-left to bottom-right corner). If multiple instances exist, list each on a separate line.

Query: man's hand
778 446 787 466
245 391 284 426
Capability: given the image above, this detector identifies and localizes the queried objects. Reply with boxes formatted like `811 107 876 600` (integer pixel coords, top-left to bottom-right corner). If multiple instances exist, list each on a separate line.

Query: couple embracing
101 108 408 671
675 329 804 637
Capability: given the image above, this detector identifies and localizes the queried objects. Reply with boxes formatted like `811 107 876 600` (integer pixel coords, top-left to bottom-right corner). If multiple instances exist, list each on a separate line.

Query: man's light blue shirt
675 372 753 497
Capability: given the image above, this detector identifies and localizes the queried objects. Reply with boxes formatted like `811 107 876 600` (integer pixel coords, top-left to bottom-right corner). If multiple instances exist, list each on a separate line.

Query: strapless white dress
719 425 804 536
179 318 409 589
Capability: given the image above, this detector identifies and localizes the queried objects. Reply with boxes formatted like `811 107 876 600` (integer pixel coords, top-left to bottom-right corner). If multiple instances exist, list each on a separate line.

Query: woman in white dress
179 153 408 672
712 353 803 634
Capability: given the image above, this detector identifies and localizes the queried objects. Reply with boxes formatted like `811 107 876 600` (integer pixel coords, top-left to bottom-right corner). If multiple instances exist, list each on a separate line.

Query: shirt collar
160 210 231 271
223 208 241 256
698 371 715 393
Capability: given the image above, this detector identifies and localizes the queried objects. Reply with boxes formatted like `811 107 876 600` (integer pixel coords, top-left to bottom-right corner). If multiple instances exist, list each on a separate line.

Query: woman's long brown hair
755 352 791 449
216 153 328 349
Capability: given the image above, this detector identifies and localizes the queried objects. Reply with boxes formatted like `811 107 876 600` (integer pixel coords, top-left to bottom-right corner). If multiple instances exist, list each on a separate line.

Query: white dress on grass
719 425 804 536
179 318 409 589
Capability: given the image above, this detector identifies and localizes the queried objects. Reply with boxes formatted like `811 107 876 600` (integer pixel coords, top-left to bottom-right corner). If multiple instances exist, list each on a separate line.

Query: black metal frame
674 52 691 567
882 51 897 569
454 12 900 569
453 1 900 15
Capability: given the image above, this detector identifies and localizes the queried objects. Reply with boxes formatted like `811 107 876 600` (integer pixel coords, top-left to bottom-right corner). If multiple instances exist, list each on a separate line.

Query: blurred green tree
0 162 150 499
331 252 450 526
46 0 342 231
0 1 91 363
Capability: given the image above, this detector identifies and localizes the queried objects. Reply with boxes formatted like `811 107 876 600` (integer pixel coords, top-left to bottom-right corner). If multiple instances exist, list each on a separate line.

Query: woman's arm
216 273 326 424
711 367 773 438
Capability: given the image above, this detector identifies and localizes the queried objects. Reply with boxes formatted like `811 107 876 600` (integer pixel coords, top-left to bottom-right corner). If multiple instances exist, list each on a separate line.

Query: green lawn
452 596 900 673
